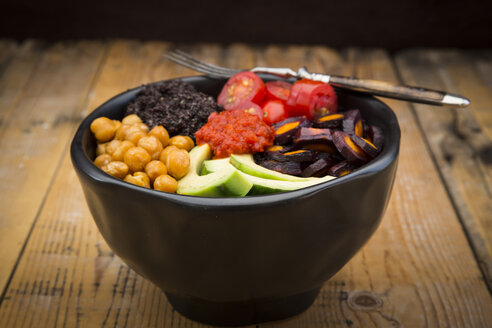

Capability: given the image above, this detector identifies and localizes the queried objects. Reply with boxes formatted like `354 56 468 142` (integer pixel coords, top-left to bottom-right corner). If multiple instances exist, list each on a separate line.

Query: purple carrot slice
260 160 302 176
314 151 344 162
328 160 356 177
303 143 338 154
294 127 334 148
351 134 380 158
262 144 295 161
365 125 384 150
342 109 364 137
273 116 311 145
332 131 368 165
253 151 268 163
313 113 344 129
302 158 338 177
272 116 310 130
270 149 317 162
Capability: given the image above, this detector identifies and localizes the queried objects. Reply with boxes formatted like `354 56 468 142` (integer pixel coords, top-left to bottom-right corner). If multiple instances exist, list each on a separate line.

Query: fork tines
164 49 242 78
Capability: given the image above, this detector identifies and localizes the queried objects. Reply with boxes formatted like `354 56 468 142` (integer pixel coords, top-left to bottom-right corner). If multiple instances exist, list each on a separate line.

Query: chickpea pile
90 114 193 193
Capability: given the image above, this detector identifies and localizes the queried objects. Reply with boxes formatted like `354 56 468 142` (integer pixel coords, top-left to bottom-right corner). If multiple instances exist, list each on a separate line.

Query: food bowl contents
73 74 401 327
201 72 383 179
88 72 385 196
253 108 384 177
285 79 337 120
91 115 192 193
125 80 222 138
195 109 275 158
217 71 266 110
176 143 334 197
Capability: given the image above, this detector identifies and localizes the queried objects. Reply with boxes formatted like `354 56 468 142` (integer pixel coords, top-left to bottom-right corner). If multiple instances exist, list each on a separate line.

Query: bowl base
165 287 321 326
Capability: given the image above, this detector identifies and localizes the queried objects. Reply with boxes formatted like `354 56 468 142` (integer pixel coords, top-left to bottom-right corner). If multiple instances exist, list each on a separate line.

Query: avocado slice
177 144 253 197
230 154 317 182
201 157 230 175
203 156 336 195
245 173 335 195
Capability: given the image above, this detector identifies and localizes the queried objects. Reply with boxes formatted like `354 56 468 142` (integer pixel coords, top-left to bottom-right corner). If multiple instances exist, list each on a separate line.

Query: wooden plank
395 49 492 288
473 51 492 91
0 39 18 77
0 39 178 328
1 43 491 327
0 40 45 130
0 40 106 294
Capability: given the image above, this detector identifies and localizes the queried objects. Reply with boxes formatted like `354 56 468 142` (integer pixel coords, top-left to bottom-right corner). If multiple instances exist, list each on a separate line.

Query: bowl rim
70 76 400 208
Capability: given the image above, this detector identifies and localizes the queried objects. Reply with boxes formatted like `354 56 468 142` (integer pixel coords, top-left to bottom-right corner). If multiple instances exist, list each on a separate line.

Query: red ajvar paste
195 109 275 158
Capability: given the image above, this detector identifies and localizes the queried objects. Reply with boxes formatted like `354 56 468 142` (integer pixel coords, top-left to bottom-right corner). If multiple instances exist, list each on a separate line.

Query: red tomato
232 101 264 120
309 84 338 116
265 80 292 102
218 72 266 110
262 100 288 125
286 79 337 120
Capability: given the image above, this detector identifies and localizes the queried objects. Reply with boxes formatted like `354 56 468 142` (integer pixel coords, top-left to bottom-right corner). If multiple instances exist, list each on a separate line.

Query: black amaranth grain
126 80 222 138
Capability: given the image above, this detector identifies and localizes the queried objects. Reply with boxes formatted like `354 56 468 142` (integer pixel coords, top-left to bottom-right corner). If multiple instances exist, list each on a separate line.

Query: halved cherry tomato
218 72 266 110
309 84 337 116
286 79 337 120
262 100 288 125
232 101 264 120
265 80 292 102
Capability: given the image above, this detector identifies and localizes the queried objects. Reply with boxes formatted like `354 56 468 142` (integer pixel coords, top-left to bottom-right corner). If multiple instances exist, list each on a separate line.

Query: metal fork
165 49 470 108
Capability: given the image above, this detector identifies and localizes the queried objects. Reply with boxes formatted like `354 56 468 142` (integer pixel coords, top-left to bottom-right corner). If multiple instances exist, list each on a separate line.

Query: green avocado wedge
203 156 336 195
177 144 253 197
245 173 335 195
230 154 317 182
201 158 230 175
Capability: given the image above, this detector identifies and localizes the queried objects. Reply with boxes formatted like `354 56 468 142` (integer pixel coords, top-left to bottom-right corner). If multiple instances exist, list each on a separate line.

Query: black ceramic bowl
71 76 400 326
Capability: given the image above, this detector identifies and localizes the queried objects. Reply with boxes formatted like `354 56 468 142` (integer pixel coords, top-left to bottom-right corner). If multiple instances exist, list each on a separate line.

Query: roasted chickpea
138 135 163 160
101 161 129 179
113 120 122 131
124 171 151 188
124 125 147 145
124 146 151 172
121 114 142 125
115 124 131 140
111 140 134 161
159 145 179 165
169 135 194 151
183 136 194 150
153 174 178 193
104 139 121 157
94 154 112 168
133 122 149 133
145 160 167 182
96 142 107 156
149 125 170 147
90 117 117 142
165 148 190 179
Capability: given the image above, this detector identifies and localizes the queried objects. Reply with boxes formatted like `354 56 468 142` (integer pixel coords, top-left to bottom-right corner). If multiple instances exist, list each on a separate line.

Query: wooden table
0 40 491 327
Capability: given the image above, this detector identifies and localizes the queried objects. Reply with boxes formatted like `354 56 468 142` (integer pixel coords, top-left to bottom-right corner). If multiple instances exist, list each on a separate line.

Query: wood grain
332 49 492 327
0 39 182 328
396 49 492 289
0 42 491 327
0 40 45 132
0 40 106 294
0 39 18 77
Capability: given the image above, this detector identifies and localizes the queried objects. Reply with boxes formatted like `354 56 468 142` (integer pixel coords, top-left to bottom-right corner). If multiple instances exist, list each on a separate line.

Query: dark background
1 0 490 50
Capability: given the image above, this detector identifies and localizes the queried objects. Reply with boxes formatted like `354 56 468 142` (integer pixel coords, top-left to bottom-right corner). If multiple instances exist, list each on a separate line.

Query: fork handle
295 67 470 108
327 75 469 108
